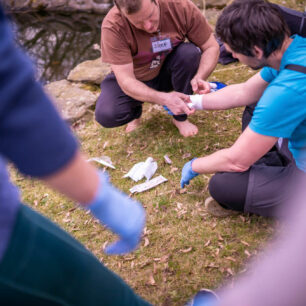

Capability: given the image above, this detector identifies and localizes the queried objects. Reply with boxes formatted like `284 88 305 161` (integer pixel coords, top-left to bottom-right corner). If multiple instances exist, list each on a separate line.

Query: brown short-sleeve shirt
101 0 212 81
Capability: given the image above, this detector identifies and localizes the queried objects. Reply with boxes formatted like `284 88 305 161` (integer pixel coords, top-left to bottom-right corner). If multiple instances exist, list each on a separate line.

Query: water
8 11 105 83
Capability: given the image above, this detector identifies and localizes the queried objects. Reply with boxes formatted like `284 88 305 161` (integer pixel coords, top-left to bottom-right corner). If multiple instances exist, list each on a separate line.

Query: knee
175 43 201 70
209 172 248 211
95 95 117 128
208 173 226 203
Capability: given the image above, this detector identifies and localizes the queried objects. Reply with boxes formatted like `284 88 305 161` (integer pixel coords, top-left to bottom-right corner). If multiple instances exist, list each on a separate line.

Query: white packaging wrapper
209 82 217 89
87 156 116 169
123 157 158 182
129 175 168 193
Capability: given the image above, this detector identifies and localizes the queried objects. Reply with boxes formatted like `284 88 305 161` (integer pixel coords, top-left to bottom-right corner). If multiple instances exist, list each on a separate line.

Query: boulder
205 0 230 8
45 80 100 123
67 58 111 85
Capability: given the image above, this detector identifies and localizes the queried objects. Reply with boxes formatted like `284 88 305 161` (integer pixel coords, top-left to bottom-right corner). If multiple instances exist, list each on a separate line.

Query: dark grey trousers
209 103 303 217
95 43 201 128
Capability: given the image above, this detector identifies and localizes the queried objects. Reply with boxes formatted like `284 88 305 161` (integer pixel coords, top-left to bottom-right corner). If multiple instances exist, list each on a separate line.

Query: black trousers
208 103 302 217
95 43 201 128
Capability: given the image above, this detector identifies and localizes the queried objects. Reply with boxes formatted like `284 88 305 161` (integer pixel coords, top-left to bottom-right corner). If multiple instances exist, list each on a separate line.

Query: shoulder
102 6 126 30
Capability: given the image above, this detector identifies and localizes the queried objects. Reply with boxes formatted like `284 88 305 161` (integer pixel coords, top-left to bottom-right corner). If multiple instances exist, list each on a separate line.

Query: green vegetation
10 61 274 305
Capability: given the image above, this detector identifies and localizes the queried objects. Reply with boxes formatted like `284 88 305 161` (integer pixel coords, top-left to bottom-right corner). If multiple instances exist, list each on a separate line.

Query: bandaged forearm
187 94 204 110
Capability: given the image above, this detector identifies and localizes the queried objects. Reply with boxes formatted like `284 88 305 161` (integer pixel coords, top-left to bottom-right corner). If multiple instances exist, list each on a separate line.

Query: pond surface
8 11 105 83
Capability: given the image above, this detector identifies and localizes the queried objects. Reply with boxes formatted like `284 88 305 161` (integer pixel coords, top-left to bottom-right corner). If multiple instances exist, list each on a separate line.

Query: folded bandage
187 94 203 110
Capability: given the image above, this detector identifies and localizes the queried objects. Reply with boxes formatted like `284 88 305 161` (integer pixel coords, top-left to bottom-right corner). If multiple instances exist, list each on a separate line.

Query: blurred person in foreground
0 5 150 305
180 0 306 218
187 176 306 306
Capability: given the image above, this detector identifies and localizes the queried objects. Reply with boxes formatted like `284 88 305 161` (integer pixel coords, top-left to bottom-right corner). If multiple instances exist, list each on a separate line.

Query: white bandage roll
188 94 204 110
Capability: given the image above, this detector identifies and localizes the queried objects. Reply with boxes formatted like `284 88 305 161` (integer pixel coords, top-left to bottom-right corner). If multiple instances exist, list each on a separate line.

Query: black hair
216 0 290 57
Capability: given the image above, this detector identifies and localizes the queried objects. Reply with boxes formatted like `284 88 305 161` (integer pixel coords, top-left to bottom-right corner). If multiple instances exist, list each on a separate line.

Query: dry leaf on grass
182 153 191 159
227 268 234 276
170 167 178 174
179 247 192 253
241 240 250 246
204 240 211 247
102 241 108 251
218 234 224 241
148 274 156 286
124 256 136 261
144 237 150 247
102 141 108 149
225 256 237 262
164 155 172 164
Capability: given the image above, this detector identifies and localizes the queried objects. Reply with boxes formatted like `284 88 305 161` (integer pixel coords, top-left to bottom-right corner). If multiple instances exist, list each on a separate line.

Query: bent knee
95 107 117 128
176 44 201 67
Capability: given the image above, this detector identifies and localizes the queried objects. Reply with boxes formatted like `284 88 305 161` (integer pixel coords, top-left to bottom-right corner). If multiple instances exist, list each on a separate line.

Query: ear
253 46 264 59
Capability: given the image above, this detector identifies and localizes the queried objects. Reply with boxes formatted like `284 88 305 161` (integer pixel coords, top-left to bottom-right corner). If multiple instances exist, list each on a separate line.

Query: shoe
185 288 219 306
204 197 239 217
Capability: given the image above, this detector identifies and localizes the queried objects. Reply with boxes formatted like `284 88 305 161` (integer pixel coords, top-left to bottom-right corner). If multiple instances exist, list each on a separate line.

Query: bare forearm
198 72 268 110
42 151 99 205
192 148 249 174
120 77 166 105
202 83 252 110
195 46 219 80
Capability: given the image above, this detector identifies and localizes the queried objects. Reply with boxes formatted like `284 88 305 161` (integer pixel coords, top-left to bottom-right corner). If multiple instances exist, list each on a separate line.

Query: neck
267 36 293 70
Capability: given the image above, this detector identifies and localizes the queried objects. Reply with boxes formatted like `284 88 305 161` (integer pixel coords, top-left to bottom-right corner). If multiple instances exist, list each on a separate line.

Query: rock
205 0 230 8
67 58 111 85
45 80 100 123
192 0 204 10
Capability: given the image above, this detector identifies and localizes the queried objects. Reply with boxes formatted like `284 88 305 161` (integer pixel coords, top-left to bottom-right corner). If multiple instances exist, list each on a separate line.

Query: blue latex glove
86 171 145 255
209 81 227 92
180 158 199 188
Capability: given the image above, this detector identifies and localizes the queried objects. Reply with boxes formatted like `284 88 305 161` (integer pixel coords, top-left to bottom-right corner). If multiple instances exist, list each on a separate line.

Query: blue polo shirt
249 35 306 172
0 7 78 261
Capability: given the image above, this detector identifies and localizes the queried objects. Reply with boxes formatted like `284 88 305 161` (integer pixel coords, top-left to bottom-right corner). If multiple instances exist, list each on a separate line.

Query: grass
9 1 303 304
10 61 275 305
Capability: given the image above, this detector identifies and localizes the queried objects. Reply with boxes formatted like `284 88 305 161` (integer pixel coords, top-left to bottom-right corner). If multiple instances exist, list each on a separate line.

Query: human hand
162 91 194 116
191 76 211 94
180 158 199 188
86 171 145 255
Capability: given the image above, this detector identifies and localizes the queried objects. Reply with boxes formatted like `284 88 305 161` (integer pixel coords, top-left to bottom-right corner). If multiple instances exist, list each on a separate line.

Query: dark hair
114 0 156 14
216 0 290 57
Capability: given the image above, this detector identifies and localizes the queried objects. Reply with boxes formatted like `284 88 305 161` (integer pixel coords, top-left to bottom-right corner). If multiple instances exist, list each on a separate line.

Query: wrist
85 171 109 210
190 158 199 175
156 91 167 105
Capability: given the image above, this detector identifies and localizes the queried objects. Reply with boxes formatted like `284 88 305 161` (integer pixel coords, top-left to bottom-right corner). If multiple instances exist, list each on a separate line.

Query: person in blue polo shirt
180 0 306 218
0 5 151 305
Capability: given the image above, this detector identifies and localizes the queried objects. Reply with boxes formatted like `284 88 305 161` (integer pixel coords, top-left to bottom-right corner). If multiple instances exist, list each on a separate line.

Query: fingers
191 80 198 93
104 238 139 255
198 88 210 94
193 80 211 94
180 180 189 188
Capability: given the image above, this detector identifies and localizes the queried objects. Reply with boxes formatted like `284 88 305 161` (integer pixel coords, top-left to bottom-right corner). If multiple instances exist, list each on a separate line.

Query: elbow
229 162 250 173
225 151 251 173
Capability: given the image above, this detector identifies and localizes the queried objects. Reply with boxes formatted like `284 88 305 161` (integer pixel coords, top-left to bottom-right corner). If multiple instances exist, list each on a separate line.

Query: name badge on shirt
151 36 172 53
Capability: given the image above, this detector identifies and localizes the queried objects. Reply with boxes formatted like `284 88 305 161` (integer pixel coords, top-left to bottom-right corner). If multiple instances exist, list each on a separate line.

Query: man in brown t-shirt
95 0 219 137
